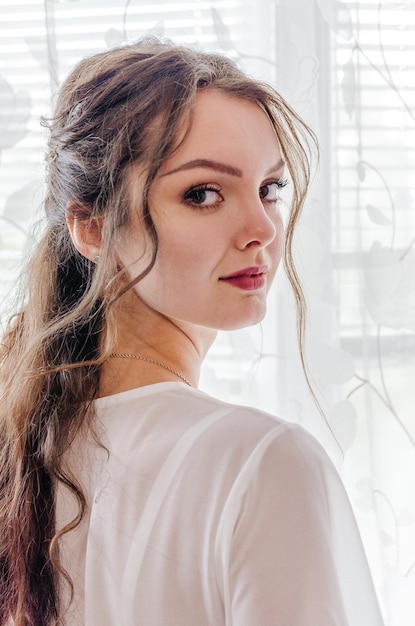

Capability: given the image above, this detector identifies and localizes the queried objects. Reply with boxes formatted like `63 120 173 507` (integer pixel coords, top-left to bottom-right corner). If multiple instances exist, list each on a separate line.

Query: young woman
0 40 383 625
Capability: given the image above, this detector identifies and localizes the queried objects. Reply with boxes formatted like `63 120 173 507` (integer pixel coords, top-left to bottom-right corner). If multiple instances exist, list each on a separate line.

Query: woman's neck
98 291 217 397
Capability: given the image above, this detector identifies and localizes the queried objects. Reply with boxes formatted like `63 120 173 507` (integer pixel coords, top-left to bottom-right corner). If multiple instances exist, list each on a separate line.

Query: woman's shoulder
94 380 293 437
94 382 329 473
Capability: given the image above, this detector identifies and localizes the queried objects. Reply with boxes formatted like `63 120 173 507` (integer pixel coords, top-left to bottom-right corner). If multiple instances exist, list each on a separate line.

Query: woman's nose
235 200 279 250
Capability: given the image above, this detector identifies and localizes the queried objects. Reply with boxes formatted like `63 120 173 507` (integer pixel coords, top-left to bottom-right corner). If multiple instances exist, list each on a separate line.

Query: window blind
331 1 415 350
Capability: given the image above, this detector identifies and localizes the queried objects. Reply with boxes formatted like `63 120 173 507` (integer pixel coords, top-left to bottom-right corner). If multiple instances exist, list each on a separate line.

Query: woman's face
118 89 286 333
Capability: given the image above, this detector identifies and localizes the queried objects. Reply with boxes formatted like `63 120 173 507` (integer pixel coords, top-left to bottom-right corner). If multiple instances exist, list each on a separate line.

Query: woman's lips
219 266 268 291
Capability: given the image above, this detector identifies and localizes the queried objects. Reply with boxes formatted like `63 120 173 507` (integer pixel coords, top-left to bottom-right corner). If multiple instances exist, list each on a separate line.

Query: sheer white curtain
1 1 414 624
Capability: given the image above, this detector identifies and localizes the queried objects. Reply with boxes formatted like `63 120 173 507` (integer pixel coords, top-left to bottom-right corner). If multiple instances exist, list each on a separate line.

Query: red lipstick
219 266 268 291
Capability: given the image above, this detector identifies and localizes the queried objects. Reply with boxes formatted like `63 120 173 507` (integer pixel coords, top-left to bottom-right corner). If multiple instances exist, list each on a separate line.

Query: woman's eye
259 179 288 202
183 185 223 209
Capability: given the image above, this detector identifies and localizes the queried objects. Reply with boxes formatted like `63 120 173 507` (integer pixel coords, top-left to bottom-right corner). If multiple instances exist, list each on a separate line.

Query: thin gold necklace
109 353 192 387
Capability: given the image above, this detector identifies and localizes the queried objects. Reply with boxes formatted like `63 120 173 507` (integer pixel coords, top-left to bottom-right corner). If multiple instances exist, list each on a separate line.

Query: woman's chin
217 307 267 331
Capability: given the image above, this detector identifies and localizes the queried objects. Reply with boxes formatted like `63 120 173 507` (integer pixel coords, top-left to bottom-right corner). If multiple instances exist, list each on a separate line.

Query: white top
57 382 384 625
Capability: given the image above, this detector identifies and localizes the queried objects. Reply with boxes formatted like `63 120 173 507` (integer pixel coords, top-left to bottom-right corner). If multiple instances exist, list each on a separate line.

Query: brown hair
0 38 317 625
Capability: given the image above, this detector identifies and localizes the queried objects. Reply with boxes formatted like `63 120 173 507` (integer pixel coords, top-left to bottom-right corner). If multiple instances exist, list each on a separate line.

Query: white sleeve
215 425 384 626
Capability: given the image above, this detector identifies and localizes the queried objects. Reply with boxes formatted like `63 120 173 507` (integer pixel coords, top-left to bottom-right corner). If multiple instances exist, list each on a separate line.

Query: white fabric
57 382 384 625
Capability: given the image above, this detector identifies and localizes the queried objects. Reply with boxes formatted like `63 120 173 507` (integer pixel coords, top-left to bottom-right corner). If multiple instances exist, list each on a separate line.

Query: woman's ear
66 206 104 262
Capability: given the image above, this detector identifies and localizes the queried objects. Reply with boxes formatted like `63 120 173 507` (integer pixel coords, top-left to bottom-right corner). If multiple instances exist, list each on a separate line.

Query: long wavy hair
0 38 317 625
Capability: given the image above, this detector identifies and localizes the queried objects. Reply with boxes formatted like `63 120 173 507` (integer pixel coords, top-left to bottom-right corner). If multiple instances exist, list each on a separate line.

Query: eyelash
182 178 289 211
183 184 223 210
259 178 289 202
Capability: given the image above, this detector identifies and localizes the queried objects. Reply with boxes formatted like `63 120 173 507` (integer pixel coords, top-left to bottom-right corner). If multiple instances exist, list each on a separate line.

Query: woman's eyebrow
161 159 243 177
161 158 285 178
265 159 286 175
